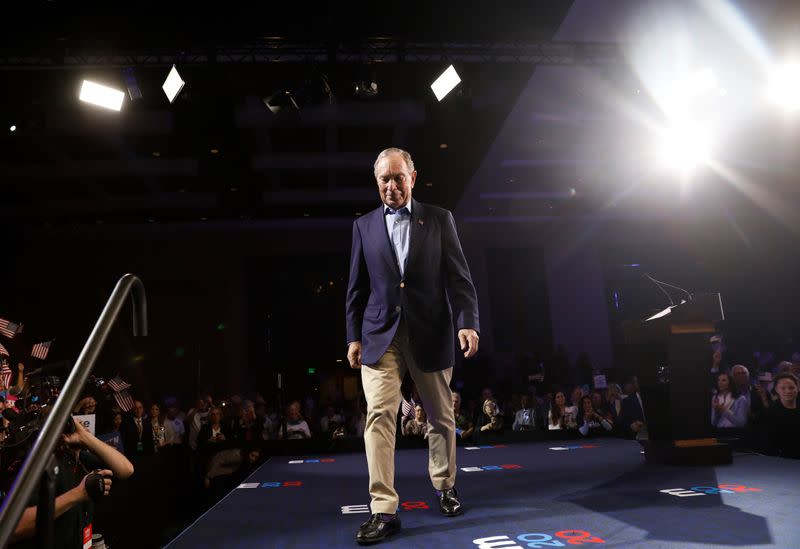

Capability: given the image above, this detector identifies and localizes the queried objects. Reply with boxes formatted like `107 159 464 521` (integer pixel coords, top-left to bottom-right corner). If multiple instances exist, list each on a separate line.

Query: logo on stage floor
341 501 432 514
473 530 605 548
237 481 303 489
548 445 599 451
465 445 508 450
288 458 336 464
461 464 523 473
660 484 762 497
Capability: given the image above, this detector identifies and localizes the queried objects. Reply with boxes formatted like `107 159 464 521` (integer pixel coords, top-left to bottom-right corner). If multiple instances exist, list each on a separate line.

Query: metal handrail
0 273 147 547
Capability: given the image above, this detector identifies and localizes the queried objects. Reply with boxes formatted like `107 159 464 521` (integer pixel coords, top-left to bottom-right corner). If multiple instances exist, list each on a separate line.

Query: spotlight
767 63 800 112
79 80 125 111
9 125 16 132
655 123 712 174
430 65 461 101
354 80 379 99
162 65 186 104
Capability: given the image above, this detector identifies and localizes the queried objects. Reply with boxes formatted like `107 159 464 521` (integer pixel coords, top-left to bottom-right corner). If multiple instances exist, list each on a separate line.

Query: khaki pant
361 321 456 514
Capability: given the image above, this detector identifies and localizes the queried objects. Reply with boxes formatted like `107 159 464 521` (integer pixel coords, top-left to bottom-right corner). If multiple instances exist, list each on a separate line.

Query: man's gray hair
731 364 749 377
374 147 415 174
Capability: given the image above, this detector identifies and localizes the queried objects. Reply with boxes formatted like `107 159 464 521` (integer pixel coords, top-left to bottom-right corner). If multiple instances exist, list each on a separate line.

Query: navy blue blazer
346 199 479 372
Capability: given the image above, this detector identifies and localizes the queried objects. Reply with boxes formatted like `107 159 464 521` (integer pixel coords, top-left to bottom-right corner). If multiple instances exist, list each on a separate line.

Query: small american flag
0 343 8 357
31 340 53 360
1 361 12 388
108 374 135 412
401 397 417 419
0 318 22 339
107 375 132 392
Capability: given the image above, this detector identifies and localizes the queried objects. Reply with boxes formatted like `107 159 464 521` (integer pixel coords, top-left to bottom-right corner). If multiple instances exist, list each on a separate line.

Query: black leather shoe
356 513 401 545
437 488 463 516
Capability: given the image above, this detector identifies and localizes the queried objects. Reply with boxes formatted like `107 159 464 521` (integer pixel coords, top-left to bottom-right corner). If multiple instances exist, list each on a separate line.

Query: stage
166 438 800 548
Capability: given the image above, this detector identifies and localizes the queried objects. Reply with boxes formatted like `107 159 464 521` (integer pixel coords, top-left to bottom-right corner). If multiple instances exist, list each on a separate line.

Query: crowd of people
1 332 799 547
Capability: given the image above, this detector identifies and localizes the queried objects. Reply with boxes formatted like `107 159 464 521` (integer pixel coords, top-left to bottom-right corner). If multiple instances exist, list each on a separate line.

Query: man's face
775 379 798 403
452 393 461 409
375 153 416 210
520 395 530 409
732 368 749 388
133 401 144 418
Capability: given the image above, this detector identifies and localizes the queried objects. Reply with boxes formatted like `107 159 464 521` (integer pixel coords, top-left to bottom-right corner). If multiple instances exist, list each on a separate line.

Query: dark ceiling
0 1 587 226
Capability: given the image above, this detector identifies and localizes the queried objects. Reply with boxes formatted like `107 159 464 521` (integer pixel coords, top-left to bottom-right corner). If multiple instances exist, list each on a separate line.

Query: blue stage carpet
166 438 800 548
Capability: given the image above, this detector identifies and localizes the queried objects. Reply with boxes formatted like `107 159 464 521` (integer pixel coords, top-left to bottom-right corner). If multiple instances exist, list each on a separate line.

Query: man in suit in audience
620 376 646 438
346 147 480 545
120 400 155 459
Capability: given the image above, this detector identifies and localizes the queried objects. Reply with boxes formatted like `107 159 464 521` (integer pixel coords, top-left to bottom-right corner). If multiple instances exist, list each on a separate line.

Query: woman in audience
478 398 504 433
577 395 614 436
197 406 230 451
765 372 800 458
278 400 311 440
452 392 475 440
605 383 623 422
711 372 748 428
150 402 177 451
548 391 569 430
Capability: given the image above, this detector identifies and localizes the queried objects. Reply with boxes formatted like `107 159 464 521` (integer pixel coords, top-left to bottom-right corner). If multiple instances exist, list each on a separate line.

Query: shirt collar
384 201 412 216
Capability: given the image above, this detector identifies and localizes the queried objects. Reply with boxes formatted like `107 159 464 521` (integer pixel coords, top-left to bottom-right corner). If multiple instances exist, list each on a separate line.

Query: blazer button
399 282 405 289
395 306 401 312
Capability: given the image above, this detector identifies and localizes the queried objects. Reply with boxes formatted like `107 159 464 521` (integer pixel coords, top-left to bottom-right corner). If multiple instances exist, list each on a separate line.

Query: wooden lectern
622 293 732 465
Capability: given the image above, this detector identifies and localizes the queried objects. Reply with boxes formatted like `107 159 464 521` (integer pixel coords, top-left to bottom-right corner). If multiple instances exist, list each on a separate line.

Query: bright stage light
79 80 125 111
162 65 186 104
767 63 800 112
9 125 16 132
430 65 461 101
656 123 712 174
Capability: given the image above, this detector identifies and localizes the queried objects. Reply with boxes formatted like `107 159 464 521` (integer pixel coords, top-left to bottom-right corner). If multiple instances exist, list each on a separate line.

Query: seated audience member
577 395 613 436
548 391 570 430
605 383 623 421
402 404 429 438
731 364 771 424
765 372 800 458
9 417 134 547
452 392 475 440
320 405 345 434
197 406 230 451
512 394 541 431
478 398 504 433
279 400 311 440
711 372 748 428
620 376 646 438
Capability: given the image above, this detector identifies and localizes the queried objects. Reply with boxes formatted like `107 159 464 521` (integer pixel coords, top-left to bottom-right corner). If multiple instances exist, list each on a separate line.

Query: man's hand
458 329 479 358
347 342 362 369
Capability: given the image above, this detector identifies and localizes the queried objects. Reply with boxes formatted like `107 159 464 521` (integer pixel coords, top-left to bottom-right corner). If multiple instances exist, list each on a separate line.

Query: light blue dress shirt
384 202 411 277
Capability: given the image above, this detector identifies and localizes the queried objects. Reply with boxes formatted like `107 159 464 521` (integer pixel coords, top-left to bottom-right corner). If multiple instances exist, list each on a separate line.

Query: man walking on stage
346 147 480 544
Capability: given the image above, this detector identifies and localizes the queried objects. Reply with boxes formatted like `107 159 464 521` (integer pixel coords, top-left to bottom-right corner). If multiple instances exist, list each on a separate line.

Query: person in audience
349 399 367 437
452 392 474 440
564 390 579 430
765 372 800 458
320 405 345 434
278 400 311 440
72 395 97 415
402 404 429 438
577 395 613 436
620 376 646 438
229 399 261 442
605 384 623 422
100 411 125 454
512 393 541 431
187 397 210 450
149 402 176 451
711 372 748 428
478 398 504 433
121 400 155 458
548 391 574 430
165 399 186 445
197 406 230 451
204 445 264 497
731 364 770 424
